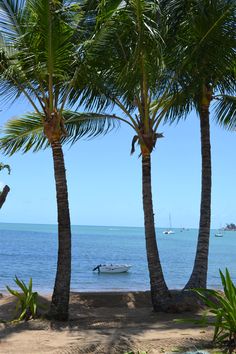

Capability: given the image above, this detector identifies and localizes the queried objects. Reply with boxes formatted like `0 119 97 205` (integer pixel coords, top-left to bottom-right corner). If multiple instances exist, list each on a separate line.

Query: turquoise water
0 223 235 293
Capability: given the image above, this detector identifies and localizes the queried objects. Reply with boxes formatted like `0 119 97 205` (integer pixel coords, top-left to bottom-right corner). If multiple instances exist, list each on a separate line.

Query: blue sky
0 100 235 229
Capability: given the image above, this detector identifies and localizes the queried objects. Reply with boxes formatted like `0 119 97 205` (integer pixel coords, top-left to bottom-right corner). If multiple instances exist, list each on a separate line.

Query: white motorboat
93 264 132 273
163 230 174 235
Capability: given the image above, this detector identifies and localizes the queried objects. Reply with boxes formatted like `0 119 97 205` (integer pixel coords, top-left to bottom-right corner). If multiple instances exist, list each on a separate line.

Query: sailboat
215 227 223 237
163 214 175 235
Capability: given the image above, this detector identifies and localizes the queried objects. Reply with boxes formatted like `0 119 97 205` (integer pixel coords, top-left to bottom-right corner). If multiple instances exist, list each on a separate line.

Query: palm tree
1 0 171 310
70 0 171 309
0 0 117 320
159 0 236 289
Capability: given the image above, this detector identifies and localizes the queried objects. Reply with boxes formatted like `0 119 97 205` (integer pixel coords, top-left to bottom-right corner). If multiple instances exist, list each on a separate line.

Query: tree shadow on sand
0 291 216 354
0 294 50 340
49 292 215 354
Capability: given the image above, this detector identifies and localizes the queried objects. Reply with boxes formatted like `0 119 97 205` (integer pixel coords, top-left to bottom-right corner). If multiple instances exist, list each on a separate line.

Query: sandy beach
0 291 214 354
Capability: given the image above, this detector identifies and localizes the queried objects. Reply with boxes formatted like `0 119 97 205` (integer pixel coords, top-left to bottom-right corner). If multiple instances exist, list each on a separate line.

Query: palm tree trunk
0 185 10 209
49 140 71 321
142 153 169 309
185 106 212 289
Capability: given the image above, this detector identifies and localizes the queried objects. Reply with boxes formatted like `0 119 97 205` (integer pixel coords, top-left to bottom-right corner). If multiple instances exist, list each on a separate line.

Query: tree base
152 290 203 313
47 300 69 321
45 310 69 322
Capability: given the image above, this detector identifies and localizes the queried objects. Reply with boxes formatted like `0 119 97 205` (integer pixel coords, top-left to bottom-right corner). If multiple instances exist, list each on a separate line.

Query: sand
0 291 214 354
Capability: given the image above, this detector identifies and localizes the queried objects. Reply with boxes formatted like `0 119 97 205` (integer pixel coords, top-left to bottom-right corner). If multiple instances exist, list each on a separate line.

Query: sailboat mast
169 213 172 229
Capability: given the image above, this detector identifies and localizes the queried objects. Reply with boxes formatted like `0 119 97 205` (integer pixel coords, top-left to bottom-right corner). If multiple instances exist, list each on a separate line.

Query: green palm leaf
193 269 236 346
0 110 120 155
75 0 165 115
214 95 236 129
0 0 26 40
0 162 10 174
160 0 236 120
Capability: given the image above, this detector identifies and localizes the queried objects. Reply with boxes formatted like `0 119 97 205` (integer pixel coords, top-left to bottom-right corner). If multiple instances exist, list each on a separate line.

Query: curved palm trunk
0 185 10 209
49 141 71 321
185 106 212 289
142 153 169 309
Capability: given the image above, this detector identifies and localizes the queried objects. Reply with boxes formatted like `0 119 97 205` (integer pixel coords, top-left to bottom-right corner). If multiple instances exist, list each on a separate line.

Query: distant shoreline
0 221 231 231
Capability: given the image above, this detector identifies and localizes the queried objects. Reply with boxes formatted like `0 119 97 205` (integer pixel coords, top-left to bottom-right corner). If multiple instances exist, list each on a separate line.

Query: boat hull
163 230 175 235
94 264 132 273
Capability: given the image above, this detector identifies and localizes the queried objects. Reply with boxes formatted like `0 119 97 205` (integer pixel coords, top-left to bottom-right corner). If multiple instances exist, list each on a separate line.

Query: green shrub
194 268 236 350
6 276 39 321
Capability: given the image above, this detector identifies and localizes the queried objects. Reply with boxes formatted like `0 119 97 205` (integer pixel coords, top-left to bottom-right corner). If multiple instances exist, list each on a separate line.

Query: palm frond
0 110 120 156
0 0 90 113
159 0 236 124
0 162 10 174
151 83 195 126
63 111 120 144
76 0 165 112
214 95 236 130
0 114 47 155
0 0 26 41
163 0 236 81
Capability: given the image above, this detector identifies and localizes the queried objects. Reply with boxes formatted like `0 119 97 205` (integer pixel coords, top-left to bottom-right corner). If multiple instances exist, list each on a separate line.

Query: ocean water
0 223 235 294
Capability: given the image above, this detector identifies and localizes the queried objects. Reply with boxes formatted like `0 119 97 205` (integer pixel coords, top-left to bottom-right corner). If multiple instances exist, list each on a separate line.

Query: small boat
215 225 223 237
215 231 223 237
163 214 175 235
93 264 132 273
163 230 175 235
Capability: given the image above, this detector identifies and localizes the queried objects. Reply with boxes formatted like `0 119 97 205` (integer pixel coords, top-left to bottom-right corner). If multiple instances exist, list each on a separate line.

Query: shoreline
0 288 150 296
0 285 222 296
0 285 223 298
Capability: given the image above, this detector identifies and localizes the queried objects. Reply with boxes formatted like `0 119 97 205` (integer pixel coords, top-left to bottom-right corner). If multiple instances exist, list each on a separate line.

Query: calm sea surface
0 223 235 294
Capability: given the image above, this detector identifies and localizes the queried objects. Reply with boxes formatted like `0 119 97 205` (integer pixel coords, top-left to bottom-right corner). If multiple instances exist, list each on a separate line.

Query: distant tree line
225 224 236 231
